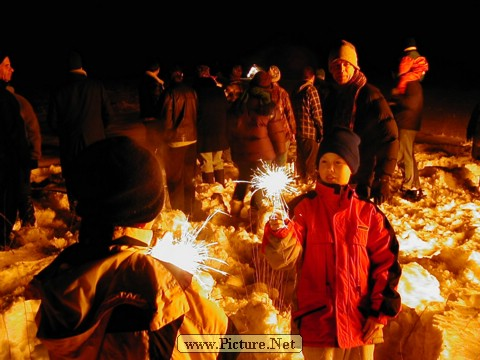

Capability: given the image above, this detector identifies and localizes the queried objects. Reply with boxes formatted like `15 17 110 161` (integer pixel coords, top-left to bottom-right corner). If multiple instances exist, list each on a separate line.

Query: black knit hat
71 136 165 226
317 126 361 173
67 50 83 70
404 37 417 50
251 70 272 88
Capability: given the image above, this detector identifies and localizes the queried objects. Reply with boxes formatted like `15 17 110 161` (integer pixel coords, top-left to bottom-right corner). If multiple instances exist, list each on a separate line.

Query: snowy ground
1 138 480 360
2 80 480 359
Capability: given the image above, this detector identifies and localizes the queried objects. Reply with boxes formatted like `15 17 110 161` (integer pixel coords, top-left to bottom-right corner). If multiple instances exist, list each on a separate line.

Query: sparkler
149 210 229 276
250 161 298 220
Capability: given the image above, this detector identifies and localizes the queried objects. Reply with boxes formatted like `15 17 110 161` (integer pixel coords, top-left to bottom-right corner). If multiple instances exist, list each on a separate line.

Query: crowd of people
1 37 438 358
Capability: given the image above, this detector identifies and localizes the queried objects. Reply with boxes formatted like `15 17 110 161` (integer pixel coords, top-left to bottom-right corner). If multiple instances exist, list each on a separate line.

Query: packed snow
1 140 480 360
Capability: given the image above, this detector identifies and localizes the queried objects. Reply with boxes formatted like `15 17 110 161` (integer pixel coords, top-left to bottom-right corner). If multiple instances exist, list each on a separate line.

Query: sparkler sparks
149 210 229 276
250 161 298 217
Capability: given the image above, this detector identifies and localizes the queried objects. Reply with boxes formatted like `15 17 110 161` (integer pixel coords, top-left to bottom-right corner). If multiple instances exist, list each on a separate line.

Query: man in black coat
193 65 230 186
159 67 198 216
47 50 114 211
323 40 399 205
0 52 30 248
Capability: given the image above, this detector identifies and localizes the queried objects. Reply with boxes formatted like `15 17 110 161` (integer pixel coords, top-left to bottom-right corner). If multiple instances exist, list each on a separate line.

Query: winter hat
328 40 359 70
268 65 281 83
197 64 211 78
317 126 361 173
72 136 165 226
145 57 160 72
404 37 417 51
251 70 272 88
170 65 184 82
316 68 326 81
68 50 83 70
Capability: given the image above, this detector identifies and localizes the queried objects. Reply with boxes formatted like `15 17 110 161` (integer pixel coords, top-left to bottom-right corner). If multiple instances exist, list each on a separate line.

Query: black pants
164 143 197 216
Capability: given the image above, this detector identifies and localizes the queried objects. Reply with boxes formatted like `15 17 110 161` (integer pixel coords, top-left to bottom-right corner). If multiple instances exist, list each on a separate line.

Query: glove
268 210 288 231
371 175 391 205
355 183 371 201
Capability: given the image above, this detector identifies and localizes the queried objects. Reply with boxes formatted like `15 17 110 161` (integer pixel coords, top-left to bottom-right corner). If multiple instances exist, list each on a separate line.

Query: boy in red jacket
263 126 402 360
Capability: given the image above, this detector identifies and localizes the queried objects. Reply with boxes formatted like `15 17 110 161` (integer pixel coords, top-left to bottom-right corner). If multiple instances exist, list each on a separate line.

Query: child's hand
269 210 287 231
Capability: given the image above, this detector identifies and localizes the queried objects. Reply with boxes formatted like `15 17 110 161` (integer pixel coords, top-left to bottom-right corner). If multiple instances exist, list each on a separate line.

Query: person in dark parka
193 65 230 186
0 52 30 248
323 40 399 205
47 50 114 211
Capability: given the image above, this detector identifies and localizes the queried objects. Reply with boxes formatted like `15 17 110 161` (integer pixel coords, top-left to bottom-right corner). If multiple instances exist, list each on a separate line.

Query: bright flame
149 211 228 276
250 161 298 218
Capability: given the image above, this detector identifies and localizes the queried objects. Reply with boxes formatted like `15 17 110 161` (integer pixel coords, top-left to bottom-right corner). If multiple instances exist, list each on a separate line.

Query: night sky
4 5 478 94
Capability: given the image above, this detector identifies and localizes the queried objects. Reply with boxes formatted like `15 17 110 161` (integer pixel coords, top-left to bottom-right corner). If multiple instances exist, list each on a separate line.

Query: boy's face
318 152 352 185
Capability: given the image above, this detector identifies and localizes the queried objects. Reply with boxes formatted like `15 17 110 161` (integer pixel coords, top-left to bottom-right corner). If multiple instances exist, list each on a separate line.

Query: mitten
371 175 391 205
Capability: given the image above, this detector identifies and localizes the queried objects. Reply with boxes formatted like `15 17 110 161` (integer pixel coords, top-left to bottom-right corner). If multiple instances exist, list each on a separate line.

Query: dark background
4 5 478 92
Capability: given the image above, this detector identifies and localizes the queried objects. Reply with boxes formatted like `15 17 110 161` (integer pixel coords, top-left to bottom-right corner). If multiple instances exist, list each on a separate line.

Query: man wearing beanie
323 39 399 205
28 136 239 359
262 126 402 360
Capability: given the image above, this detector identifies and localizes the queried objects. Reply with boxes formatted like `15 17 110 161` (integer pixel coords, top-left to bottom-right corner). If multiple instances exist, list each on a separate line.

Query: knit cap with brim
328 40 359 70
67 50 83 70
317 126 361 174
251 70 272 88
72 136 165 226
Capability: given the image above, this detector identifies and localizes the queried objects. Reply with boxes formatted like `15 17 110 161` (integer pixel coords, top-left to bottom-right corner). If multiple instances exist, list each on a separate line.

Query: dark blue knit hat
317 126 361 174
67 50 83 70
72 136 165 226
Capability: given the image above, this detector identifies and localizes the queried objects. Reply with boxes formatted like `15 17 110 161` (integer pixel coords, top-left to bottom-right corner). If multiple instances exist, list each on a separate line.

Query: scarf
332 70 367 129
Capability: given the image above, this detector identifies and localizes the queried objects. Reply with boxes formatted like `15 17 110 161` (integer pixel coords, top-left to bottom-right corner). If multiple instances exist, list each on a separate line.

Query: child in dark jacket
28 136 238 359
262 126 402 360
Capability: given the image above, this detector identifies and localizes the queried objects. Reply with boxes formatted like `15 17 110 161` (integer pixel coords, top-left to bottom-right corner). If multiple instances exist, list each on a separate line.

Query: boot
201 172 215 184
230 200 243 217
214 169 225 187
20 198 36 227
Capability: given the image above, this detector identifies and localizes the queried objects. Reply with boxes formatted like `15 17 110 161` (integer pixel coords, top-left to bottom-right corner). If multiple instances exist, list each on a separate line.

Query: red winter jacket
262 182 402 348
